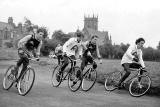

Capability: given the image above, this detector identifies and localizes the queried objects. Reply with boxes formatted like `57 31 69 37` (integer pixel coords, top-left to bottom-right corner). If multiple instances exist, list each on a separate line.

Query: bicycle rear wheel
81 68 97 91
104 71 122 91
68 66 82 92
51 65 63 87
18 68 35 96
3 65 15 90
129 75 151 97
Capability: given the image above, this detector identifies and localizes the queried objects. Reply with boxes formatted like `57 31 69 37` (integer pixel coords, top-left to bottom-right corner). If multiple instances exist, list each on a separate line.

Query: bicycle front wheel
3 65 15 90
18 68 35 96
104 71 122 91
51 65 62 87
68 66 82 92
81 68 97 91
129 75 151 97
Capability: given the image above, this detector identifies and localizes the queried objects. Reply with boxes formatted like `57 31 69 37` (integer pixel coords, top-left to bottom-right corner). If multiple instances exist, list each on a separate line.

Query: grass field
0 48 160 96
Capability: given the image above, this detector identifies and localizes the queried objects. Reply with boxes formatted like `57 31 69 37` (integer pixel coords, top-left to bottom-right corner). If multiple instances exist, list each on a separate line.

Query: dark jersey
83 41 97 56
25 35 40 51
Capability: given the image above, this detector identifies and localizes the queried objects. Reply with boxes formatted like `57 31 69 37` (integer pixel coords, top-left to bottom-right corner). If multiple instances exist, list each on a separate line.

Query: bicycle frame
122 68 146 84
59 55 77 81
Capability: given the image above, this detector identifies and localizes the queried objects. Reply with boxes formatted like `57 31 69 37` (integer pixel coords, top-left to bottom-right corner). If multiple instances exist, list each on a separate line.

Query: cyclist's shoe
115 83 124 90
76 71 82 80
71 81 77 87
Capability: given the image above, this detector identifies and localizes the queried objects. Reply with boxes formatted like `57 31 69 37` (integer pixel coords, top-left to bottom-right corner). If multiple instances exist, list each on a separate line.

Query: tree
51 30 71 44
157 41 160 50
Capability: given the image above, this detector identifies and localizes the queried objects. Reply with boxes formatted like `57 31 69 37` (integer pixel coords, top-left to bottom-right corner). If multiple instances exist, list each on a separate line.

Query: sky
0 0 160 48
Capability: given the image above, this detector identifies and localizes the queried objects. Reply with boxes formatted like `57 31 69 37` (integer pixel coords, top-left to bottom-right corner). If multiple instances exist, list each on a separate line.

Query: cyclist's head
91 35 98 44
76 31 84 42
135 38 145 49
37 27 48 40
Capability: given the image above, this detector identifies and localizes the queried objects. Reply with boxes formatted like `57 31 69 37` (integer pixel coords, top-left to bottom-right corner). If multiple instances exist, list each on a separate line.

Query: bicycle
81 59 102 91
51 55 82 92
2 50 39 96
104 67 151 97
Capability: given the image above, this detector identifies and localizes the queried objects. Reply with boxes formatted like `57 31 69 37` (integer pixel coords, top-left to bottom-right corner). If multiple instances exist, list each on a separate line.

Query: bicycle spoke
18 68 35 96
129 75 151 97
68 66 82 92
82 68 97 91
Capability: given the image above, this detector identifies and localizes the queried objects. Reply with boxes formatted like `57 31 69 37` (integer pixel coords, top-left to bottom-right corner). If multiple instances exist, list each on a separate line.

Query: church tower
8 17 13 25
84 14 98 31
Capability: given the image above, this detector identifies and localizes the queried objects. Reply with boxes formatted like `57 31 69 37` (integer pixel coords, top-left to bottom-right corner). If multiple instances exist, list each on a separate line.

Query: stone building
0 17 23 47
82 15 112 45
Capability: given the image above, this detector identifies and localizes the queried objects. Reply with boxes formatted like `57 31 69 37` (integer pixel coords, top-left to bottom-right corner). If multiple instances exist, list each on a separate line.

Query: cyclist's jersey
25 35 40 51
18 34 42 51
63 37 83 57
83 41 97 56
121 44 145 67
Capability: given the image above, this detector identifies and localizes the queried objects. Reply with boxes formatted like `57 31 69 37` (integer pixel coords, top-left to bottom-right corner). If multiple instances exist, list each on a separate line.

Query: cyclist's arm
78 44 83 56
36 40 42 56
96 43 101 59
82 41 89 50
139 50 145 68
18 35 32 48
55 47 58 53
125 45 135 59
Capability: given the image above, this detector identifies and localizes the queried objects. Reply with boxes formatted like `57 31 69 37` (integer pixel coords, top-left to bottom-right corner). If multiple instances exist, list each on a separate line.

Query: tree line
41 30 160 62
3 17 159 61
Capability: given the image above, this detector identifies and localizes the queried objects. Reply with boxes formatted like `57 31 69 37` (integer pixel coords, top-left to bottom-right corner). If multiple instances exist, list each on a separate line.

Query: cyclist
57 31 84 82
117 38 146 88
80 35 102 75
55 44 63 64
12 27 48 83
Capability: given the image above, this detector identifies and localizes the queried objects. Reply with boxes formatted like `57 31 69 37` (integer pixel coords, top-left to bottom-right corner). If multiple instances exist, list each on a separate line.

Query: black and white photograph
0 0 160 107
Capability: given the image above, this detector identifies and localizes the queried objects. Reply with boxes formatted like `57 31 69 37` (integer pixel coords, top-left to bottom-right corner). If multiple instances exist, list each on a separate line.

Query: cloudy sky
0 0 160 48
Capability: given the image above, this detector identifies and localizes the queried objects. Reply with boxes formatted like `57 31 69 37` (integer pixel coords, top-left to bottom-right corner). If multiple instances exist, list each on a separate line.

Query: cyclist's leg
70 55 76 66
80 56 88 72
87 56 97 70
13 49 25 76
57 55 61 65
130 63 143 81
118 63 131 87
60 55 69 73
16 54 29 82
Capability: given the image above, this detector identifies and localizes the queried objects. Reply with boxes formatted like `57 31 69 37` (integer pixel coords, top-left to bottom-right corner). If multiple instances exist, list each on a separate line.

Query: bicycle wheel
3 65 16 90
104 71 122 91
68 66 82 92
129 75 151 97
18 68 35 96
51 65 63 87
81 68 97 91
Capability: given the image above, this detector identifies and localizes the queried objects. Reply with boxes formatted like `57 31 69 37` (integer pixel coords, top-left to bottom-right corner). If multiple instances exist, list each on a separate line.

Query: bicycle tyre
129 75 151 97
18 68 35 96
81 68 97 91
68 66 82 92
3 65 15 90
51 65 62 87
104 71 122 91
